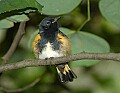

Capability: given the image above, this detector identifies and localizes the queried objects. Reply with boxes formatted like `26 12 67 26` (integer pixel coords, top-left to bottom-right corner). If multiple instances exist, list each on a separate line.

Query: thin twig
0 78 40 93
0 52 120 73
2 22 26 64
77 0 91 31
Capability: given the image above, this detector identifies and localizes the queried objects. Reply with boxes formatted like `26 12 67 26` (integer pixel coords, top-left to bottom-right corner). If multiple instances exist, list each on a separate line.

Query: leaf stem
77 0 91 31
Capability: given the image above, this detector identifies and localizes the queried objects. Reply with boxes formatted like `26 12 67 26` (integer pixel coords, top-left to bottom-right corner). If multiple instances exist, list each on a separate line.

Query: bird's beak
52 16 61 23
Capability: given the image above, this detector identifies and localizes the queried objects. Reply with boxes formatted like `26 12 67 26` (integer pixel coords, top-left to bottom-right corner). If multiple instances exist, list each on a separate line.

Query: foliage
60 27 110 66
0 0 120 93
99 0 120 28
36 0 82 15
0 0 42 14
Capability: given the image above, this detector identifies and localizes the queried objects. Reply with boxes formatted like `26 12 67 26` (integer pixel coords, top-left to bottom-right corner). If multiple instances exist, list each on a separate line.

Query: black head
39 17 61 32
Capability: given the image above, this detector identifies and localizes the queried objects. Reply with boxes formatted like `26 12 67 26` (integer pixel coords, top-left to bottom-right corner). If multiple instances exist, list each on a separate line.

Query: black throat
38 29 60 51
40 29 58 42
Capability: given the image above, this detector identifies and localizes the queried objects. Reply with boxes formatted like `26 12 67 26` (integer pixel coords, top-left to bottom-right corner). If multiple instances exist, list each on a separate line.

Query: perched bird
32 17 77 82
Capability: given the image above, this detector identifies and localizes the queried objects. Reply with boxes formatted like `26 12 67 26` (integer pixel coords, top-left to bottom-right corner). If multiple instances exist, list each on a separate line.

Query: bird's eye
46 21 51 25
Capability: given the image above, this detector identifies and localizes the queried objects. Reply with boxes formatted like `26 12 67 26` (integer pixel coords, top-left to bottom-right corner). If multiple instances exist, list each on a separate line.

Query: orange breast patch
32 34 41 49
57 33 65 43
57 33 71 55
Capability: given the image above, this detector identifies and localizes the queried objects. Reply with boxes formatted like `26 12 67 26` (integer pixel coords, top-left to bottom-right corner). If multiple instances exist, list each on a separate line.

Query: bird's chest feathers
39 42 63 59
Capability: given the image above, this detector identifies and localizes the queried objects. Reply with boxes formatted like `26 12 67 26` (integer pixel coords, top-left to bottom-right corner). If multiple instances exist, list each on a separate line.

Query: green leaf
0 19 14 29
60 27 110 66
0 14 29 29
60 27 75 35
36 0 82 15
0 0 42 14
99 0 120 28
7 14 29 23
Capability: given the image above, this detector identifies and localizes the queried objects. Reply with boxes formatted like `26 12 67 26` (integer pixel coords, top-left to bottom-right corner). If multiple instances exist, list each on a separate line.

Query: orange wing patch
57 33 71 55
32 34 41 58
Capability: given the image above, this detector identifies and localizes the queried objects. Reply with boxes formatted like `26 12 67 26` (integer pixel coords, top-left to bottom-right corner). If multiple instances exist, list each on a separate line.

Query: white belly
39 42 63 59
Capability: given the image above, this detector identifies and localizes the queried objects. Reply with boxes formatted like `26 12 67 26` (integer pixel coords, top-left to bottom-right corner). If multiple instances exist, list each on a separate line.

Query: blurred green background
0 0 120 93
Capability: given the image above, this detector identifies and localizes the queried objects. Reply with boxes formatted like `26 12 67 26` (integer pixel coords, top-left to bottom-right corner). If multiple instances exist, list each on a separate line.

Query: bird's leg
45 58 49 60
45 57 54 60
49 57 54 59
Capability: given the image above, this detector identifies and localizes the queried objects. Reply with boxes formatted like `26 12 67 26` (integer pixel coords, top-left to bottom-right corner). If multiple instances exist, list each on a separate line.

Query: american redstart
32 17 77 82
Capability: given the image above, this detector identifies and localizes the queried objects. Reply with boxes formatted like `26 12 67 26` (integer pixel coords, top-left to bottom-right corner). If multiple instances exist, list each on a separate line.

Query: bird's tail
56 64 77 83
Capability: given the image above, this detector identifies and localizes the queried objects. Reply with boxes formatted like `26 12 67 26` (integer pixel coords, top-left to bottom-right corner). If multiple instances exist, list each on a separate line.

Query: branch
0 52 120 73
2 22 26 64
0 78 40 93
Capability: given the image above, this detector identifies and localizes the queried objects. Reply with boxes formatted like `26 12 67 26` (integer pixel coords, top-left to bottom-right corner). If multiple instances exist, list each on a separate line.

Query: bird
32 17 77 83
